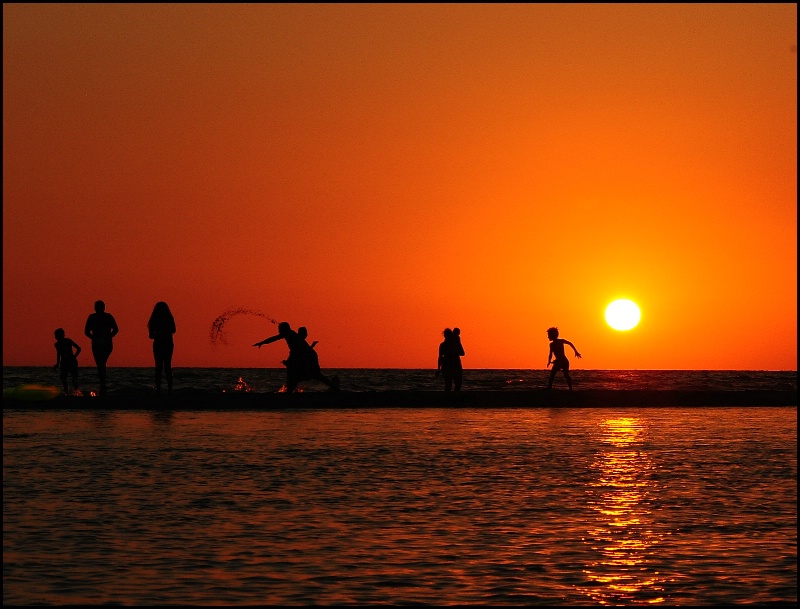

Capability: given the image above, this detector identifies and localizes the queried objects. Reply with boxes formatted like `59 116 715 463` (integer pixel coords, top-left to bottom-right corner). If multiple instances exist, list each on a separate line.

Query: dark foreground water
3 406 796 605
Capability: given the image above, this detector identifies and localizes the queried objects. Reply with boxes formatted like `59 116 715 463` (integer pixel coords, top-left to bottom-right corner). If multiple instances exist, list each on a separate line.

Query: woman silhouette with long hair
148 301 176 395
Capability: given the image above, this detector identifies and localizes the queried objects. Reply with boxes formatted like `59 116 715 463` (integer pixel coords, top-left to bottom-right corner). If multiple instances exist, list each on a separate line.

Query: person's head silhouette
547 327 559 340
94 300 105 313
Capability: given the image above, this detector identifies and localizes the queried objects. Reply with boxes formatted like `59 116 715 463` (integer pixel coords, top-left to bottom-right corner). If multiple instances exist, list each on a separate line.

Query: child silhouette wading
546 327 581 390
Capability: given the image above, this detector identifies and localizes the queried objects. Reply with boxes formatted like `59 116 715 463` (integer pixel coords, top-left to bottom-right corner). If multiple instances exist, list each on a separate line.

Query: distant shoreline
3 389 796 410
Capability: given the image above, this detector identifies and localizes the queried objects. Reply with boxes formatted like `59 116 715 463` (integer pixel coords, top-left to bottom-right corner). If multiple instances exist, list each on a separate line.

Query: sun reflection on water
583 417 667 605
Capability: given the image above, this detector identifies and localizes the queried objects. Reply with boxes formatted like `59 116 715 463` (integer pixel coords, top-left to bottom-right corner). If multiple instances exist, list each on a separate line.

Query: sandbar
3 389 796 410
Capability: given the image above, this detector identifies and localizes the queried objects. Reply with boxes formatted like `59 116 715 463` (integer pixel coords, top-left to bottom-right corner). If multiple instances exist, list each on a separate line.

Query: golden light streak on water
583 417 666 605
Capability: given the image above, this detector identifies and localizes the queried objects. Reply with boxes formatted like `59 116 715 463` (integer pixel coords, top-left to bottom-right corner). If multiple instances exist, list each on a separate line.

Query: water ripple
3 407 796 605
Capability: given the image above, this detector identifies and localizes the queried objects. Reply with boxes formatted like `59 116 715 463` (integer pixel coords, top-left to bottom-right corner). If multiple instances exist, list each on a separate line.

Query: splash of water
222 376 254 393
210 307 279 346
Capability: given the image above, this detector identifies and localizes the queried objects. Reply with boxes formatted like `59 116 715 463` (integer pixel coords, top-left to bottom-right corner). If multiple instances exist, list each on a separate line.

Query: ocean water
3 369 797 605
2 366 798 395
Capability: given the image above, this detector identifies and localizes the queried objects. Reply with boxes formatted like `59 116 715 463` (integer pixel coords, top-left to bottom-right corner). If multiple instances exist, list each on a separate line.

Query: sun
605 299 641 331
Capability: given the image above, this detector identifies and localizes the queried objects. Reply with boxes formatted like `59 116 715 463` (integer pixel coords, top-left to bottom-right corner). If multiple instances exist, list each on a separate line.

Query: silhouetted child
283 326 319 365
453 327 463 354
546 327 581 390
53 328 81 394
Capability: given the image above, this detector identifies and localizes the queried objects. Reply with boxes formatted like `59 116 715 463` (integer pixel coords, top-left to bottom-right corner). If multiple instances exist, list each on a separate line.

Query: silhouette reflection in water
583 417 667 605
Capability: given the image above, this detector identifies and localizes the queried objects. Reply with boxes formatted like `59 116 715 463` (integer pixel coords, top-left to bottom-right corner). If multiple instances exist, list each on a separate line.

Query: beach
4 368 796 410
4 388 797 410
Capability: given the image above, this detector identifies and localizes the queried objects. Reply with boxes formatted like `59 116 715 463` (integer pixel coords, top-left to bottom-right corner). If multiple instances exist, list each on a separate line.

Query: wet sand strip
3 389 796 410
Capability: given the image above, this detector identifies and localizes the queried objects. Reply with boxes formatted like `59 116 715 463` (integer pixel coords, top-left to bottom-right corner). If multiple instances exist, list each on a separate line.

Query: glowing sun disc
605 299 641 331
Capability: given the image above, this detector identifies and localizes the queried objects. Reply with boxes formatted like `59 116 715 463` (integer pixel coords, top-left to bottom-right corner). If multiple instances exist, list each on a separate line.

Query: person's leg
563 361 572 390
286 368 300 393
547 367 557 389
92 345 110 394
154 344 163 394
454 369 462 392
443 370 453 392
68 362 79 392
60 368 69 393
315 373 339 391
164 343 174 394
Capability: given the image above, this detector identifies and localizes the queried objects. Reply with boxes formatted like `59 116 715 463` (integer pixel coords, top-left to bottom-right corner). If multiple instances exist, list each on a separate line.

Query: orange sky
3 4 797 370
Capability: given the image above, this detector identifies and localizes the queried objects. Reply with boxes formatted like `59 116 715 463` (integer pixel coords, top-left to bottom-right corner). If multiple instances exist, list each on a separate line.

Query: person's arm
73 340 82 359
109 315 119 339
565 340 582 359
310 340 318 349
54 344 61 368
84 317 92 339
253 334 281 348
547 344 554 367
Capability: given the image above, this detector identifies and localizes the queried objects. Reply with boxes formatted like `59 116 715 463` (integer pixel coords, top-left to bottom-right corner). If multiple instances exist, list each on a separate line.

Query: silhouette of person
298 326 319 349
84 300 119 396
436 327 465 391
546 327 581 390
254 322 338 393
53 328 81 394
284 326 319 366
148 301 176 395
453 327 463 355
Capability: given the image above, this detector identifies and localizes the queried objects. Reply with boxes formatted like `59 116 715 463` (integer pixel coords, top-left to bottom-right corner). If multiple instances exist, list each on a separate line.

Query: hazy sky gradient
3 4 797 369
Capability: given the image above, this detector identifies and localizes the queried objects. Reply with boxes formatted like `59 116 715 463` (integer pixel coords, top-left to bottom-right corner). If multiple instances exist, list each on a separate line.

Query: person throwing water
254 322 338 393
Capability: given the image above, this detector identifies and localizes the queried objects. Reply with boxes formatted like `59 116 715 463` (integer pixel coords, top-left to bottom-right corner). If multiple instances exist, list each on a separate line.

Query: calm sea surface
4 369 797 605
2 367 798 394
